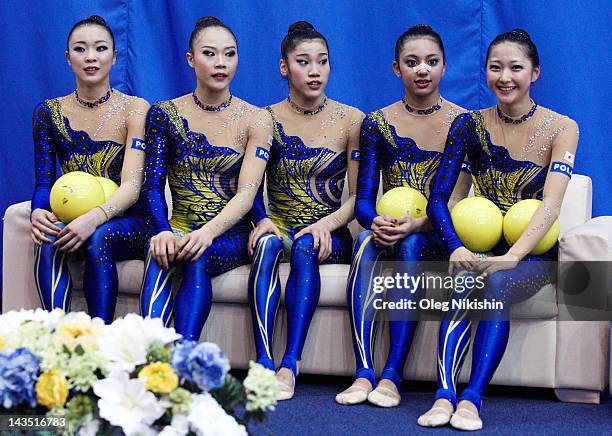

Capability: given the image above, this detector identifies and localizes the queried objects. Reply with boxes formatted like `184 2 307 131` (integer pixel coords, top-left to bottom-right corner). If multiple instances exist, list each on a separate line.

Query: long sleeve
247 181 268 225
31 102 56 212
141 105 172 234
354 114 382 229
427 113 477 253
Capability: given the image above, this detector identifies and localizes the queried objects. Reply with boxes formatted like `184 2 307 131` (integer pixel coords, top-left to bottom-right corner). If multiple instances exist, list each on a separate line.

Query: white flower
77 414 100 436
243 361 278 412
159 414 189 436
93 370 164 436
99 314 180 372
188 394 247 436
140 315 181 344
0 309 62 336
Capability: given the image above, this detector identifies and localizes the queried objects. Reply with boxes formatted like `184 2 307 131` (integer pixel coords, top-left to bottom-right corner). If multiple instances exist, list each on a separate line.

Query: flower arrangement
0 310 278 435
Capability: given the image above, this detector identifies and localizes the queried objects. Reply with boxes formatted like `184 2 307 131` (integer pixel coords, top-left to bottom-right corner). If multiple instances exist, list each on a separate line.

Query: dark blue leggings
249 228 352 375
435 248 554 411
140 229 249 340
34 216 152 322
348 230 447 388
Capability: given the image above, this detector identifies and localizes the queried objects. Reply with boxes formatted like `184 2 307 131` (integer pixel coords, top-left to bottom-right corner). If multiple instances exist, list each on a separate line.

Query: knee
84 223 115 257
482 271 511 301
353 230 374 252
291 234 317 259
395 232 430 260
255 233 284 255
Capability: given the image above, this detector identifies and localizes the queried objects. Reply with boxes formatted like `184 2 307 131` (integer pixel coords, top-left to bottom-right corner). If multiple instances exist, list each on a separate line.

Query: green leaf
210 374 245 412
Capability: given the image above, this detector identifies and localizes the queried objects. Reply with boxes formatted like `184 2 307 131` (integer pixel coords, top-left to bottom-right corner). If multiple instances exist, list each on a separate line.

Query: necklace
75 88 112 108
497 100 538 124
192 92 232 111
402 97 442 115
287 95 327 115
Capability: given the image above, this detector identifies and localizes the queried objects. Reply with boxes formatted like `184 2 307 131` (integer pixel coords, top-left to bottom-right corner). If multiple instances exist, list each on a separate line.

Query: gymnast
335 24 471 407
247 21 364 400
31 15 150 322
139 16 272 340
418 29 579 430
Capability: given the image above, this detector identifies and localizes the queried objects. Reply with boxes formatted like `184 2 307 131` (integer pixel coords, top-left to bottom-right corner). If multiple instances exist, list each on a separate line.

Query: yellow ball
376 187 428 219
451 197 503 252
503 199 560 255
95 177 119 201
50 172 105 223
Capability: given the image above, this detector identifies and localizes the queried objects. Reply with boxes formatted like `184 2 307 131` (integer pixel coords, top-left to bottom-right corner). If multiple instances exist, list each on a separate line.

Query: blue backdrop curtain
1 0 610 296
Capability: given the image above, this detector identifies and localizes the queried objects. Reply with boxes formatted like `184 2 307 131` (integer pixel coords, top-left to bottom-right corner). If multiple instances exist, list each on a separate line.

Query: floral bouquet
0 309 278 435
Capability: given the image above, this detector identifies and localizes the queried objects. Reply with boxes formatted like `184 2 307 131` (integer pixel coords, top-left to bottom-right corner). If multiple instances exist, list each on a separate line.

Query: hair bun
88 15 107 25
510 28 531 40
288 20 315 34
196 16 222 27
411 24 433 32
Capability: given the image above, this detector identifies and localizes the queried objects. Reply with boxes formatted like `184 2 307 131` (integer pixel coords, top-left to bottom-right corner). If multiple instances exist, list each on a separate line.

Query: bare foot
276 367 295 401
367 379 400 407
335 378 373 405
450 400 482 431
417 398 454 427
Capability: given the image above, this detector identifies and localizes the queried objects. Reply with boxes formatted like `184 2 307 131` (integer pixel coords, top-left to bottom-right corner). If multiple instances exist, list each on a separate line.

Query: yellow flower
54 313 104 352
138 362 179 394
36 370 68 409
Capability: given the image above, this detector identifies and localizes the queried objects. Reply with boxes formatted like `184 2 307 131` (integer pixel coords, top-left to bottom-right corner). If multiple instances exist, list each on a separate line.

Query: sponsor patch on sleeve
255 146 270 161
131 138 146 151
550 161 573 177
351 150 361 161
461 160 472 174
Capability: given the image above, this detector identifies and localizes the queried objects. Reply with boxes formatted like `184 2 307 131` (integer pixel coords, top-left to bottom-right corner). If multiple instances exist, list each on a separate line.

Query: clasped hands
449 247 520 277
149 226 214 270
371 213 421 247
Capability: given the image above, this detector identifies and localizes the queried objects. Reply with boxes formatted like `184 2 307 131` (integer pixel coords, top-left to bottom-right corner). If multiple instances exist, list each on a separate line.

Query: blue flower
171 341 230 391
0 348 41 409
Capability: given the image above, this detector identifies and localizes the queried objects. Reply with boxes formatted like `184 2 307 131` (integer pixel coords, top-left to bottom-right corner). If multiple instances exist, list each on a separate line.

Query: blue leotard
139 100 256 339
427 108 574 409
32 96 152 322
249 103 359 374
348 102 468 388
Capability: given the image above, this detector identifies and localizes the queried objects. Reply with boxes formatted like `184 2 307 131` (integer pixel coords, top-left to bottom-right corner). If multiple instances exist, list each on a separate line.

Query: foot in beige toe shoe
450 400 482 431
367 379 400 408
417 399 454 427
335 378 373 405
276 368 295 401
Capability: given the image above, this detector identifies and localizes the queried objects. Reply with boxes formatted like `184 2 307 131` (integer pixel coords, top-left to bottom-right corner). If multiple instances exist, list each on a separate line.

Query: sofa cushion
67 260 558 319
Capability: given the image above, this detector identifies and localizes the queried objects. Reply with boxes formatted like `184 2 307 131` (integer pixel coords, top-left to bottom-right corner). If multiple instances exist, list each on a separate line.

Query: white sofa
3 174 610 403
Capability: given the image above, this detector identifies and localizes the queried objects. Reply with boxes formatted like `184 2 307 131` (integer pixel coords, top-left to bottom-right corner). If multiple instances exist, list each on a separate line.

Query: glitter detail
75 88 113 108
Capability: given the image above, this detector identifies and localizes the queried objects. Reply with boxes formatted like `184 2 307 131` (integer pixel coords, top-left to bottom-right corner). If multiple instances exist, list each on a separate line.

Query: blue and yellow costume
249 102 362 375
32 94 152 322
427 106 578 410
139 97 268 340
347 101 469 390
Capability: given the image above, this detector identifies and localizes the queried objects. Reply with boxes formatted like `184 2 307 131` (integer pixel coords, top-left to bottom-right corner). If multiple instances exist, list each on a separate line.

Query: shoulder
234 98 273 129
443 99 468 115
328 99 364 119
539 106 579 132
125 94 150 113
33 96 65 120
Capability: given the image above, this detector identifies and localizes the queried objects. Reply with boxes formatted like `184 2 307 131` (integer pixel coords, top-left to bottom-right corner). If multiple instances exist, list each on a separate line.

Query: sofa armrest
554 217 612 392
2 201 41 312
